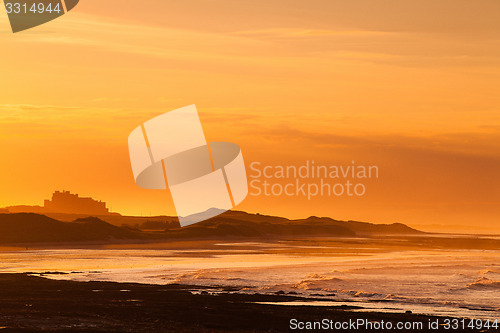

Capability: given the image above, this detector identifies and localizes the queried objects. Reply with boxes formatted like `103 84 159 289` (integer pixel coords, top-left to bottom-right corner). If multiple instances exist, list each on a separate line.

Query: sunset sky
0 0 499 231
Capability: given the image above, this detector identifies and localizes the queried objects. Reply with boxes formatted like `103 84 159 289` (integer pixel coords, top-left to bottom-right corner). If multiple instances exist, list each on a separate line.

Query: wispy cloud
230 28 395 38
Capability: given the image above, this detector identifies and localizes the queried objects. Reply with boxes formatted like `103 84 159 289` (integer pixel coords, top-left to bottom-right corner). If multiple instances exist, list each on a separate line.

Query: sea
0 237 499 320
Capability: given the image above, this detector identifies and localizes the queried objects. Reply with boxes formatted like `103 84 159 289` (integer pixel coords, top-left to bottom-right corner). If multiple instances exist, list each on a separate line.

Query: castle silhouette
43 191 109 215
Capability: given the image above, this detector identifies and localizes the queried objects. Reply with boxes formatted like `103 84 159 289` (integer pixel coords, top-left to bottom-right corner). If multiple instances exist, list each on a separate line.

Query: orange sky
0 0 499 231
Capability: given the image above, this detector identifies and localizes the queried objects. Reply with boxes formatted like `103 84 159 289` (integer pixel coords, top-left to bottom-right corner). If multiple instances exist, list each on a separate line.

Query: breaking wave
466 277 500 290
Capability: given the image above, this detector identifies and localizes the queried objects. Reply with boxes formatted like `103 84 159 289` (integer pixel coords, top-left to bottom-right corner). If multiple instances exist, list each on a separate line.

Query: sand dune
0 210 426 244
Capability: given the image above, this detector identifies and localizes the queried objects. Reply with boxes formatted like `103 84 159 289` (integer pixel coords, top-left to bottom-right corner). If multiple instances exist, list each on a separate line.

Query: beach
0 236 499 331
1 273 498 332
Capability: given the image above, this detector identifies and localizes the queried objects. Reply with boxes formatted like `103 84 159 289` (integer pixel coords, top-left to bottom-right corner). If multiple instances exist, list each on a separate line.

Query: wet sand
0 273 497 332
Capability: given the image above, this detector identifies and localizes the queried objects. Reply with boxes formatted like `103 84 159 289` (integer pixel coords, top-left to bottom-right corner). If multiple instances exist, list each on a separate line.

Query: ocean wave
353 291 383 298
466 277 500 290
478 269 500 276
170 269 250 283
303 273 341 280
293 275 344 291
173 271 220 281
384 294 409 301
343 264 477 274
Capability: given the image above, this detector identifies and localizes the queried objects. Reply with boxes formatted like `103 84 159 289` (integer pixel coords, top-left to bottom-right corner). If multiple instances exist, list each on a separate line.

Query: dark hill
163 211 423 239
301 216 422 235
0 211 423 244
196 211 423 236
0 213 142 244
167 215 356 238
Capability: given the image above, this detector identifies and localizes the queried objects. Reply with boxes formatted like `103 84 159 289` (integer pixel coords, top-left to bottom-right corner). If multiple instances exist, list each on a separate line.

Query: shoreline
0 273 497 332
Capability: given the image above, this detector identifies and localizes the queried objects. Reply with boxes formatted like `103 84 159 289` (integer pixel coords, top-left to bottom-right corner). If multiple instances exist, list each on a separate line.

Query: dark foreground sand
0 274 496 332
